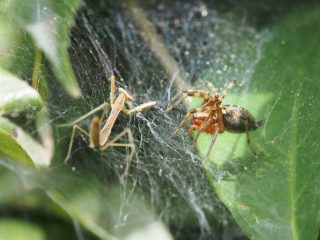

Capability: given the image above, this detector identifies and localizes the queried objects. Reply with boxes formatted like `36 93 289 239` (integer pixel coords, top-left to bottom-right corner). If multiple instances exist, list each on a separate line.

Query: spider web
45 1 270 239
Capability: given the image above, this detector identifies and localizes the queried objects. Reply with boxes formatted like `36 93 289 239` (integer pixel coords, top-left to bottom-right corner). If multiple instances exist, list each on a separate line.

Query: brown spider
165 80 265 162
60 75 156 183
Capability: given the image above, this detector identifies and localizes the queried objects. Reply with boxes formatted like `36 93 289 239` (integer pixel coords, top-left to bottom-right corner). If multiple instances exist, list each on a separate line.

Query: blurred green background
0 0 319 239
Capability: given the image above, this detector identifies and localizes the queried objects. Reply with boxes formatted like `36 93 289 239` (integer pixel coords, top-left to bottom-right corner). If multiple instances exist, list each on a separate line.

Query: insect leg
64 125 90 163
110 75 116 107
58 102 109 127
122 101 157 115
101 128 136 184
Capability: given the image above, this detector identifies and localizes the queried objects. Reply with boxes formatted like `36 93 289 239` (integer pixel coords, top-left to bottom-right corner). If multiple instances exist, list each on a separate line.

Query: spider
61 75 156 184
165 80 265 163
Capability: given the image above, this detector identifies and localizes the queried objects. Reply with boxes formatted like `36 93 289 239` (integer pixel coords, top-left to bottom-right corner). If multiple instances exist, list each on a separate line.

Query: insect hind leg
64 125 90 163
101 128 136 184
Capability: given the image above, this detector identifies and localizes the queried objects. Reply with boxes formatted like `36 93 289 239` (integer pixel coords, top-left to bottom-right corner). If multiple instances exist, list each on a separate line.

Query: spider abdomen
222 105 265 133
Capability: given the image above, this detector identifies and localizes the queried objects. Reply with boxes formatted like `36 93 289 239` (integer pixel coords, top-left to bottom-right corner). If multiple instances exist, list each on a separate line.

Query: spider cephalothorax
165 80 265 162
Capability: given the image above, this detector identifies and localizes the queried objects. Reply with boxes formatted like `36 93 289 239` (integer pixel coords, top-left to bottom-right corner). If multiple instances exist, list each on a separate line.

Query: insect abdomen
90 116 101 148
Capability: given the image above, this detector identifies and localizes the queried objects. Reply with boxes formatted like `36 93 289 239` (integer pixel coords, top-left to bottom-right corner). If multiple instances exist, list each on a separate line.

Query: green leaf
0 12 21 67
47 189 118 240
0 219 45 240
9 0 82 98
0 68 54 167
0 68 43 168
0 129 35 168
44 168 174 240
0 117 52 167
201 7 320 240
0 68 43 115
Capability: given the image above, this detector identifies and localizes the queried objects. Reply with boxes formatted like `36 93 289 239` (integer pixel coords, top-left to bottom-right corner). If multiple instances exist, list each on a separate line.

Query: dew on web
46 1 270 239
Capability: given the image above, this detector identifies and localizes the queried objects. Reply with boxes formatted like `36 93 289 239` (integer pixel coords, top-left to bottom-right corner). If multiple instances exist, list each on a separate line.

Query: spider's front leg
191 81 220 98
164 90 213 113
164 91 189 112
171 106 210 137
191 114 215 149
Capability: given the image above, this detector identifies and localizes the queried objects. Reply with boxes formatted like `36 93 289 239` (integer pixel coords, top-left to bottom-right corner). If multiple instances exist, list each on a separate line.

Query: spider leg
188 125 197 138
192 129 201 149
100 128 136 185
172 112 192 137
122 101 157 115
172 106 215 137
166 91 186 106
199 100 212 109
166 81 217 108
164 93 189 112
64 125 90 163
192 81 219 98
165 90 214 113
182 89 213 100
245 120 257 156
220 79 237 100
192 115 215 149
204 122 220 164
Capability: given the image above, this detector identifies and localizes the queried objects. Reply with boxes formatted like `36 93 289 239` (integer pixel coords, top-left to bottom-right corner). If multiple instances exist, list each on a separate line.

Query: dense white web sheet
47 1 269 239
